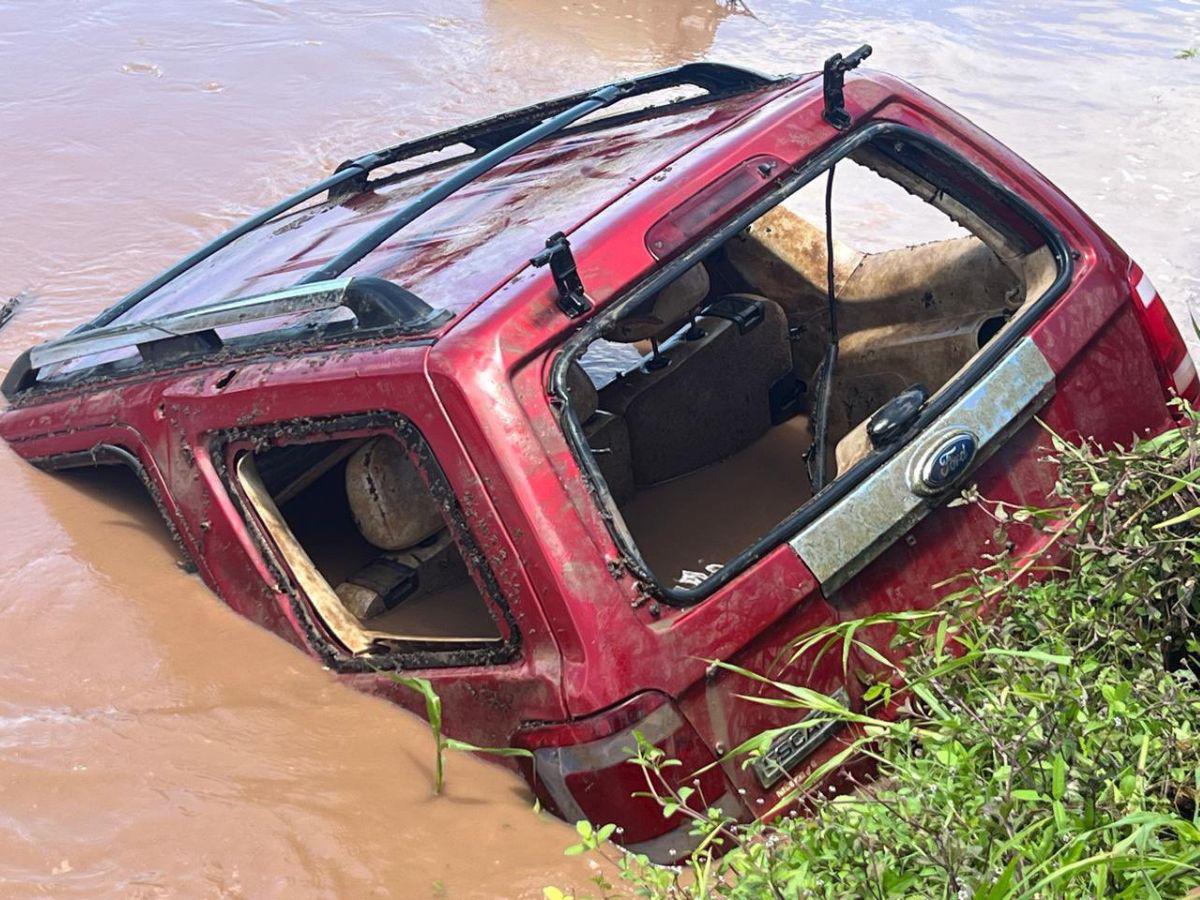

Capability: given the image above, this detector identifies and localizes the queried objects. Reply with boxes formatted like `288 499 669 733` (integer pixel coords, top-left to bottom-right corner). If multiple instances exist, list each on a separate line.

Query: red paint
0 70 1188 854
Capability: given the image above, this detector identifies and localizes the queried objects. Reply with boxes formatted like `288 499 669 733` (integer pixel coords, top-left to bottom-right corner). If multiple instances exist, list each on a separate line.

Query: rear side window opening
225 415 519 667
553 123 1071 605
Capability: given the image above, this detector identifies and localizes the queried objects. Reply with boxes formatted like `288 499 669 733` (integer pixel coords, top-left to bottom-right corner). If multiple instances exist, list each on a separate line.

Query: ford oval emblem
911 430 978 496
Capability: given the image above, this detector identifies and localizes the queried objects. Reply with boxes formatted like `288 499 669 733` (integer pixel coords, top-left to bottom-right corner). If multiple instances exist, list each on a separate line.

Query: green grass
555 408 1200 898
391 673 531 795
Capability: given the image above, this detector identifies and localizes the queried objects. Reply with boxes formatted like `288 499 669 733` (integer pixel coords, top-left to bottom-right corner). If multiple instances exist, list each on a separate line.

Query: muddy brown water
1 2 1197 896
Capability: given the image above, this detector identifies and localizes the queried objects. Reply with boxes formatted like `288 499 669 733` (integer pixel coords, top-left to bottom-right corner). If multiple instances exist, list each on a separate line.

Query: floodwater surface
1 1 1197 896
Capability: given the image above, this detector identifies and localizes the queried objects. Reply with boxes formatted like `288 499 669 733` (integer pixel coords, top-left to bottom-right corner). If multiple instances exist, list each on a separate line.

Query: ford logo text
911 430 978 496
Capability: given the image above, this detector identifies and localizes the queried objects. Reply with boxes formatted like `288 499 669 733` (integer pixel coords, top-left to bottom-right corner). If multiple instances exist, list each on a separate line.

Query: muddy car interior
564 137 1058 588
236 436 503 653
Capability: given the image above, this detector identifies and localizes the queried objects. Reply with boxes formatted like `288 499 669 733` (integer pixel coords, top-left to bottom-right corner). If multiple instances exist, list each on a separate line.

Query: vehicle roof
104 81 797 339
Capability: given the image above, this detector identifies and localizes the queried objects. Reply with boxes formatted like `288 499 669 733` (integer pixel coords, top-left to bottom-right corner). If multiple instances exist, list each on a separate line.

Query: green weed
391 673 531 794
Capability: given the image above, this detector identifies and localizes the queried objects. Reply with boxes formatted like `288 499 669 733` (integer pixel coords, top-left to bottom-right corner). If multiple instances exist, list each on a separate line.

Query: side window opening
564 133 1058 593
236 433 503 656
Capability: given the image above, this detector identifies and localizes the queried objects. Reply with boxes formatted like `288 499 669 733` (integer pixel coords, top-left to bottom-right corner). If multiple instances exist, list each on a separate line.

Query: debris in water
0 293 25 331
120 61 163 77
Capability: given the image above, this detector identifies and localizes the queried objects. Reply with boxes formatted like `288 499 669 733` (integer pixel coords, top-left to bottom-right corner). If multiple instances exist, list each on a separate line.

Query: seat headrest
565 361 598 422
345 437 444 551
605 263 710 343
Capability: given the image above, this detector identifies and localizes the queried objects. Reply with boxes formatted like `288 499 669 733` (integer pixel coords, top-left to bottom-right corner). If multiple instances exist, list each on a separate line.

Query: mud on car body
2 54 1196 860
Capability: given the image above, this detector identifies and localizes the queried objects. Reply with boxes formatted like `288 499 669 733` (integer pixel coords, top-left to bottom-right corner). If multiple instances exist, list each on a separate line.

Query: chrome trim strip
28 278 354 369
789 337 1055 592
553 704 682 774
531 748 590 825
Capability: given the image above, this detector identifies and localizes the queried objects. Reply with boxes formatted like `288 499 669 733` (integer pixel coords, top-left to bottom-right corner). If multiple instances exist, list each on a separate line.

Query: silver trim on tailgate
789 336 1056 592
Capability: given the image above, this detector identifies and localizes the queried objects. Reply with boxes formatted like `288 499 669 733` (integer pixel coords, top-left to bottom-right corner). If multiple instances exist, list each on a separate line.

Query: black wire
809 165 839 492
824 164 839 342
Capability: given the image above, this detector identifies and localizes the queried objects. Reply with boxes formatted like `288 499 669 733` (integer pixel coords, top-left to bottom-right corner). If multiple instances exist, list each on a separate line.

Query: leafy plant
555 408 1200 897
391 674 531 794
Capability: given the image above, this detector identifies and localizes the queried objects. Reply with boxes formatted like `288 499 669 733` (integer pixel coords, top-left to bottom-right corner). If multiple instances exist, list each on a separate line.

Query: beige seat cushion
345 437 443 551
604 263 710 343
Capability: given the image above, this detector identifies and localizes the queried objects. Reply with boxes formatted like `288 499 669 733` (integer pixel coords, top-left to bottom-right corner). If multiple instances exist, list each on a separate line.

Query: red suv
2 56 1195 861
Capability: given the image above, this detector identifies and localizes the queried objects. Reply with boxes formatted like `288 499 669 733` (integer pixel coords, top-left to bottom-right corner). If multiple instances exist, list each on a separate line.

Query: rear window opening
558 129 1064 596
234 432 506 657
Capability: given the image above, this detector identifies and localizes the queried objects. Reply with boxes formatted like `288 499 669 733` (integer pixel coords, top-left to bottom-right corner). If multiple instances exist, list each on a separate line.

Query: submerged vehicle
2 51 1196 861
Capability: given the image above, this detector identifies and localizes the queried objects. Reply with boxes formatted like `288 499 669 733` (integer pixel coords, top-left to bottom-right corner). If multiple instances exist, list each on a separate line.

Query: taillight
1128 262 1199 406
513 692 742 863
646 155 785 260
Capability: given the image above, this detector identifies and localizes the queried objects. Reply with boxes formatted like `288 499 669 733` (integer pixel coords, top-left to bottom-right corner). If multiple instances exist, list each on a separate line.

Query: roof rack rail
78 62 776 335
2 277 450 398
330 61 775 187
